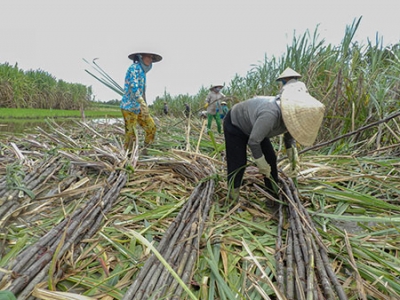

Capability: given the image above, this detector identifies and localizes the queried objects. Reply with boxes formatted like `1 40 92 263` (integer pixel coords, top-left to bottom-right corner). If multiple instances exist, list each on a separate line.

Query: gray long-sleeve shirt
230 96 295 159
205 91 224 115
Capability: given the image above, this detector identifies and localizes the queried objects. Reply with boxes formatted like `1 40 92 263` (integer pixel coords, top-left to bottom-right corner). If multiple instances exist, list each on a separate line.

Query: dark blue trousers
223 110 278 192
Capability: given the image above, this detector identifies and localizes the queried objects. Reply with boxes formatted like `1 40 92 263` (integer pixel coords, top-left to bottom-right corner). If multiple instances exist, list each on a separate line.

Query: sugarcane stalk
174 181 214 298
288 179 347 300
17 261 52 300
138 192 202 296
138 220 195 299
275 202 285 293
5 170 125 295
127 181 214 299
0 216 70 281
310 238 335 300
0 201 19 222
160 222 199 298
123 184 205 299
305 234 314 300
286 229 295 300
128 215 197 298
318 246 347 300
294 267 306 300
287 205 306 292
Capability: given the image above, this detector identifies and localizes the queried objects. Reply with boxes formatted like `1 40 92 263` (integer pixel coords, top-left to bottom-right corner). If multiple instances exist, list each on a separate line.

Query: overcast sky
1 1 400 104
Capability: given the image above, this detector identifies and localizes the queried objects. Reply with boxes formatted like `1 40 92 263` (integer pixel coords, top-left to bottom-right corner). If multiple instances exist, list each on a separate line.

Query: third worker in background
204 84 224 134
219 101 229 119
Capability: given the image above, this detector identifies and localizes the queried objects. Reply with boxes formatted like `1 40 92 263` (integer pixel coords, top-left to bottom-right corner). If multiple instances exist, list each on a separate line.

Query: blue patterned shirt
120 63 146 113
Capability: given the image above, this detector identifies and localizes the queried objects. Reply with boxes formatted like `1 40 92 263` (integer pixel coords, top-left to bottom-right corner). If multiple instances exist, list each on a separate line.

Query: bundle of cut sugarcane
0 122 129 299
0 169 127 299
122 159 216 300
275 176 347 300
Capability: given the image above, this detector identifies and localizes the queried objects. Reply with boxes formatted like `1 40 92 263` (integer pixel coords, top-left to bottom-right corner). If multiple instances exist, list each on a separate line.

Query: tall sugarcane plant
0 63 91 110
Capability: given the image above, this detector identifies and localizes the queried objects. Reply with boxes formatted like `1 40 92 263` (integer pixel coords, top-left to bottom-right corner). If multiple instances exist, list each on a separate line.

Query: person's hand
204 103 208 108
254 155 271 177
286 147 300 177
138 97 150 118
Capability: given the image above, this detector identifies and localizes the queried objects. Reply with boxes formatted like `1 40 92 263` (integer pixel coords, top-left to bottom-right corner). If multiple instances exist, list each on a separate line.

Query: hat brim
276 67 302 81
209 85 224 91
128 52 163 63
280 82 325 146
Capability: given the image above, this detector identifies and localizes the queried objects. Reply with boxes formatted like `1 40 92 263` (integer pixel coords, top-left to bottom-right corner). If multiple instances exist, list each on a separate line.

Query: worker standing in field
223 68 325 201
163 102 169 115
219 101 229 119
184 103 190 118
204 84 224 134
120 51 162 155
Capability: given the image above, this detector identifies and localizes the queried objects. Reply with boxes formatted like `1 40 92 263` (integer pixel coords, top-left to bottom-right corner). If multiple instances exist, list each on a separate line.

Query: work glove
138 97 150 118
204 103 208 108
254 155 271 177
286 147 300 177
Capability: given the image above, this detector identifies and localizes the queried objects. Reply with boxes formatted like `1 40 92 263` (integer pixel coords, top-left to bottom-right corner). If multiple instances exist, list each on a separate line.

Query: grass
0 107 121 119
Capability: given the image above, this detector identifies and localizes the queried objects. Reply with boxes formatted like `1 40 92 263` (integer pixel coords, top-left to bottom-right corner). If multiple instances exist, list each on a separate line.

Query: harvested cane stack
0 122 129 299
275 176 347 300
0 169 127 299
123 154 216 300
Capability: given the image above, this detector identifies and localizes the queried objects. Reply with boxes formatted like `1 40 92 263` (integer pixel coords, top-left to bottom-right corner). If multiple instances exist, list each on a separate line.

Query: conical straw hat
276 67 302 81
209 84 224 91
280 81 325 146
128 52 163 63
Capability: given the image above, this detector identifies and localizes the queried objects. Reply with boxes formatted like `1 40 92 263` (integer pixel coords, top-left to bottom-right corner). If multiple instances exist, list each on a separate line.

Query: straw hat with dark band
280 81 325 146
209 84 224 91
276 67 302 81
128 52 163 63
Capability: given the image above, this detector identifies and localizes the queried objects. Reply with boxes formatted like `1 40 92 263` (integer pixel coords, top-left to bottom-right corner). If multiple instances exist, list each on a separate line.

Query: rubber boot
228 187 240 202
264 177 279 198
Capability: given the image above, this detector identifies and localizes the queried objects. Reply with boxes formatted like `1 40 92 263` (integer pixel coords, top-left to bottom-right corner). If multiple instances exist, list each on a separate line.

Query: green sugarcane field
0 20 400 300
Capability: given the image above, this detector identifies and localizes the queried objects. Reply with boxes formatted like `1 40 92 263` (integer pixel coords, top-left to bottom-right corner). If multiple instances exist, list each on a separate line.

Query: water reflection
0 117 123 135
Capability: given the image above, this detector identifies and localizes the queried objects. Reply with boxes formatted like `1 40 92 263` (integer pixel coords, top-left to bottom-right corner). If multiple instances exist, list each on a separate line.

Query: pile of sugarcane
0 162 127 300
120 152 216 300
274 176 347 300
123 179 215 300
0 120 221 299
0 121 128 299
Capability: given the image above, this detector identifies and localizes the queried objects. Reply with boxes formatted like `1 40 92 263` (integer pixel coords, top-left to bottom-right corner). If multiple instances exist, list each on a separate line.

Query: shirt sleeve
248 112 277 159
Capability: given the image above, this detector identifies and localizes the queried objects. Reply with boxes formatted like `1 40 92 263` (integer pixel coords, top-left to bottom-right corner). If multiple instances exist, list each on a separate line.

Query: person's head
210 84 224 93
221 101 227 106
276 68 301 86
141 54 154 66
128 52 162 66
